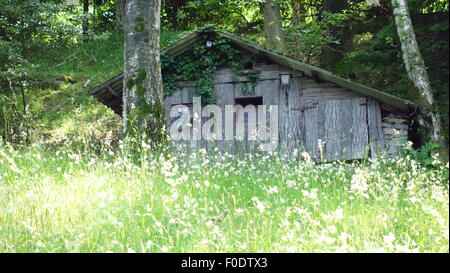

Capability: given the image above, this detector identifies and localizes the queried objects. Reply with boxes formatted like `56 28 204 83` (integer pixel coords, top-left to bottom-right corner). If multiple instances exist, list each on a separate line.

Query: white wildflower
350 168 370 198
267 186 279 194
383 232 395 245
251 197 266 214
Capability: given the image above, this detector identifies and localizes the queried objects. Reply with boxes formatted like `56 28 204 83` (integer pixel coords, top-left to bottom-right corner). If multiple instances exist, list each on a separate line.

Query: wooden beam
311 70 321 83
107 85 121 98
380 103 410 117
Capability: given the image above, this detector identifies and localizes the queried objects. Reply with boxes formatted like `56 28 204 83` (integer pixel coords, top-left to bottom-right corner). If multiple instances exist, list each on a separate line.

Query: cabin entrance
302 97 369 161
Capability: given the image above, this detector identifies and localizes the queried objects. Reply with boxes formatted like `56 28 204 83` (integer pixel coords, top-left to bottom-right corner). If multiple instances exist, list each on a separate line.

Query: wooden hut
90 27 416 161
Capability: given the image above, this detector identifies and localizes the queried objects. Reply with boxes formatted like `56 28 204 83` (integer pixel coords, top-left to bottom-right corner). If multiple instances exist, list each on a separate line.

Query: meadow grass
0 140 448 253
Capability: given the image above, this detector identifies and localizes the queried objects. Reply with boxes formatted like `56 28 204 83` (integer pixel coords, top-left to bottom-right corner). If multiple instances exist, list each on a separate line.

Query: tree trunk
291 0 305 26
116 0 126 30
391 0 446 154
263 0 285 53
123 0 165 140
82 0 89 43
291 0 306 59
321 0 349 70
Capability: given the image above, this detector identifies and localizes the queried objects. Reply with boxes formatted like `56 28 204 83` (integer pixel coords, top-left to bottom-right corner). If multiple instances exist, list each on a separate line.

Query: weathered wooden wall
382 113 410 155
164 55 393 161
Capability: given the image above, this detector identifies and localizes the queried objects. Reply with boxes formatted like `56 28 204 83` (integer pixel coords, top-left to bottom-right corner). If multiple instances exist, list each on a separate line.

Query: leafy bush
399 141 443 168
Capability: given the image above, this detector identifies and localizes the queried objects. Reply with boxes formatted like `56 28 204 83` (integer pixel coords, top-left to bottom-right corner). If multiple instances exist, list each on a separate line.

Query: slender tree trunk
263 0 285 52
291 0 306 59
291 0 306 25
82 0 89 43
391 0 445 153
321 0 349 70
20 86 29 143
116 0 126 30
123 0 165 140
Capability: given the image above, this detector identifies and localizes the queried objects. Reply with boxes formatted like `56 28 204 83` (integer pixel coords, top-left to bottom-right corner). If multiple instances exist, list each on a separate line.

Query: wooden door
304 97 369 161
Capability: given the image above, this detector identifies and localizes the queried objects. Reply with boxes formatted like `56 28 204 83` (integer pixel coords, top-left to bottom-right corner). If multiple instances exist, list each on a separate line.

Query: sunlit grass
0 141 448 253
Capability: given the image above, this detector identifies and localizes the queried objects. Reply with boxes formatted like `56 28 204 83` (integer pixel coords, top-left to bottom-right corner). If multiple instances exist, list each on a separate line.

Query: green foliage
399 142 442 169
0 0 85 143
161 34 259 104
162 0 264 33
285 12 347 64
334 15 449 143
239 72 261 96
409 0 449 13
88 0 118 33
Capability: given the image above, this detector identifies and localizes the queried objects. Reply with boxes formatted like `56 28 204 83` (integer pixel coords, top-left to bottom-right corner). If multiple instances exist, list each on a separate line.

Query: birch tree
263 0 285 52
123 0 165 141
391 0 445 151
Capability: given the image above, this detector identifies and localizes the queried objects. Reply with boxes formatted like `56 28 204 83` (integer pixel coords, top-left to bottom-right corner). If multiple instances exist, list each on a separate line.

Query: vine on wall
161 35 260 104
239 72 260 96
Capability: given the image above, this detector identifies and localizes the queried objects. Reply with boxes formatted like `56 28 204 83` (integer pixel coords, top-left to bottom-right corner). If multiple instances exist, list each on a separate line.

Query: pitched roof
90 26 415 114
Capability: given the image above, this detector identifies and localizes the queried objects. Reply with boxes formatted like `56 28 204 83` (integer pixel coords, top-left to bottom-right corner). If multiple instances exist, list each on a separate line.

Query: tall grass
0 140 448 253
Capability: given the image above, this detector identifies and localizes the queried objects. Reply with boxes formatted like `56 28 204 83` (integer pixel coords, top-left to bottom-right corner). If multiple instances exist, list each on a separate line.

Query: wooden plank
167 88 192 152
214 83 235 154
340 99 354 160
214 71 301 85
380 103 410 118
258 79 280 153
302 87 355 95
304 106 319 159
212 84 226 153
301 78 336 89
367 98 386 158
323 100 339 160
163 95 172 128
311 70 412 110
181 87 192 104
278 82 289 154
286 78 303 155
351 97 369 159
302 85 361 104
169 89 182 105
